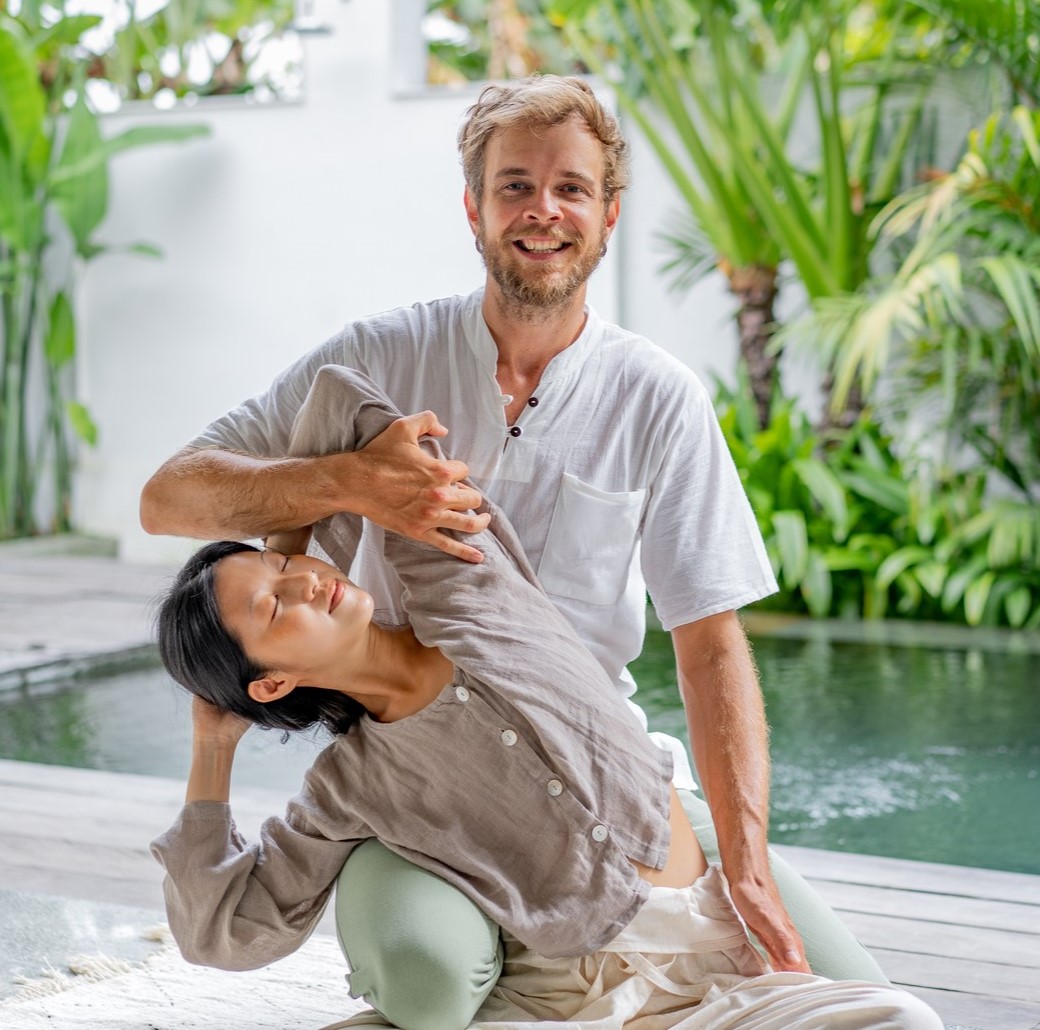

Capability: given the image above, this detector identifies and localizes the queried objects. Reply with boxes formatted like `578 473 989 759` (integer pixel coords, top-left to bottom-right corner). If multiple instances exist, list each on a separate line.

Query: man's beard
477 222 608 319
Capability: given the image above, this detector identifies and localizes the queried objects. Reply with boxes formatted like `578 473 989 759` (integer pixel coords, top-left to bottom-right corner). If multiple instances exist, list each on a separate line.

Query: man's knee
354 937 501 1030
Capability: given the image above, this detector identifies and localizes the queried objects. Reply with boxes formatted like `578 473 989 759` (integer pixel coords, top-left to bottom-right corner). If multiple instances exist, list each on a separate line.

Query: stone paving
0 536 177 691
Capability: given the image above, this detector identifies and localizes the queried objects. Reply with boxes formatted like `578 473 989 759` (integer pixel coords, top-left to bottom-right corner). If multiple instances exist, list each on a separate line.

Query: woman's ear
247 673 300 705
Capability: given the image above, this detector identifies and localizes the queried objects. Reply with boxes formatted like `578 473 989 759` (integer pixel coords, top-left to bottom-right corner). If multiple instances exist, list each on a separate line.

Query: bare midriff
631 785 708 888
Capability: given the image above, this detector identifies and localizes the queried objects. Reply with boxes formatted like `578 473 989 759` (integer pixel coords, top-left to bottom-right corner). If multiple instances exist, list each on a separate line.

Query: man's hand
727 869 811 973
352 411 491 563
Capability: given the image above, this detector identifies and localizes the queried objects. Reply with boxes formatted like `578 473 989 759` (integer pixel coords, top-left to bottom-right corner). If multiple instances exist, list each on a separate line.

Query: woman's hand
185 697 251 804
191 695 251 749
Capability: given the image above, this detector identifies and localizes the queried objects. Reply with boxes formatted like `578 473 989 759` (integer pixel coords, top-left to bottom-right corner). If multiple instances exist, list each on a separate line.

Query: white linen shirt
190 290 777 782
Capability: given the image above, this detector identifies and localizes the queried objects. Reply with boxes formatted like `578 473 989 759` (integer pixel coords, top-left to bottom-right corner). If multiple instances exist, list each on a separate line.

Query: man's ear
247 673 300 705
604 194 621 237
463 186 480 235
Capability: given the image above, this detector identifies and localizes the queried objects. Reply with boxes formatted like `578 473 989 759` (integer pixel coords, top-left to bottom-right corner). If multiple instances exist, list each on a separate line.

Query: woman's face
214 550 373 681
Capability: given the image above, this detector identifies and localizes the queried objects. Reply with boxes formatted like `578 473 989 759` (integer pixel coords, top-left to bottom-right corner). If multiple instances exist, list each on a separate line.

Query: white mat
0 932 369 1030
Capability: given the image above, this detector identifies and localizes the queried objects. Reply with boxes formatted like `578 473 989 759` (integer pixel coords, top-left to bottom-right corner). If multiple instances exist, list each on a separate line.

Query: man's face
465 116 620 312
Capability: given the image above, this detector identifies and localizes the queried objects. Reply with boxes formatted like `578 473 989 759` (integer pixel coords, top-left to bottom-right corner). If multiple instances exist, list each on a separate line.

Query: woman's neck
340 624 454 722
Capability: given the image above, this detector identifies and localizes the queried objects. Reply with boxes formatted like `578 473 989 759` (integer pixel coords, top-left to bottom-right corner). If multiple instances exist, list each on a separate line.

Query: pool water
634 629 1040 875
1 628 1037 874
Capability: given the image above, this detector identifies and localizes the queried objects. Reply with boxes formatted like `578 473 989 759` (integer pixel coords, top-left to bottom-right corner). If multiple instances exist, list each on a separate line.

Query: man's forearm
672 610 808 970
140 446 359 540
672 612 772 875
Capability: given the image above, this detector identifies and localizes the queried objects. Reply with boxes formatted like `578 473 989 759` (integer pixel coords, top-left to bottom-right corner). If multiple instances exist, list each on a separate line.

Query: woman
152 368 940 1030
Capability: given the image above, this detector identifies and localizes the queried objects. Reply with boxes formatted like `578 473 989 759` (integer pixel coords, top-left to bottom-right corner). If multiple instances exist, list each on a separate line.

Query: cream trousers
332 865 941 1030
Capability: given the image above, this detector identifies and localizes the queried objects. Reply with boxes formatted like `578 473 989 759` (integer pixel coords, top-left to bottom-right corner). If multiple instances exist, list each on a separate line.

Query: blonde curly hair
458 75 630 206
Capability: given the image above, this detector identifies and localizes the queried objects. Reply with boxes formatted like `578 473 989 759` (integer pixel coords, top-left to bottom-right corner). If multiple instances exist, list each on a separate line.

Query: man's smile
514 238 572 254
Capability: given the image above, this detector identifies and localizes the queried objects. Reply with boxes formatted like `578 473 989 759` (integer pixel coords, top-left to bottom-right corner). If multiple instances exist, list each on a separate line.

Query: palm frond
910 0 1040 105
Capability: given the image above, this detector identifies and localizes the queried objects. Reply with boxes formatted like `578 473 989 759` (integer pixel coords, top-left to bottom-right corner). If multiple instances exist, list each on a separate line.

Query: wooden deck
1 757 1038 1030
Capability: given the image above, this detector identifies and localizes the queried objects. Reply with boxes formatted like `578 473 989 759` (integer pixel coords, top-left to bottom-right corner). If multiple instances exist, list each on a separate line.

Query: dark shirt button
528 396 539 407
509 426 523 438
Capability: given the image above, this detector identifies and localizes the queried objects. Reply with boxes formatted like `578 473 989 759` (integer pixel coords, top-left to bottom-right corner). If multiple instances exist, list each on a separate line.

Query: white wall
76 0 731 562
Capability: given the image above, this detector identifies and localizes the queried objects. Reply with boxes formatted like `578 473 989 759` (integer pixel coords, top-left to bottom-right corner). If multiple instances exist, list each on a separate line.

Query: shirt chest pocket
537 473 647 605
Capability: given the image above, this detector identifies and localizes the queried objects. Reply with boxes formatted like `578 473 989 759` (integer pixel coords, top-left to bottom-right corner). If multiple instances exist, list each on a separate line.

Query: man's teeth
518 240 567 252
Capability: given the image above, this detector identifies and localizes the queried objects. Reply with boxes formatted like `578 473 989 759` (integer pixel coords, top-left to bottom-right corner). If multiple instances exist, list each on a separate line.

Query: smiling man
141 75 888 1029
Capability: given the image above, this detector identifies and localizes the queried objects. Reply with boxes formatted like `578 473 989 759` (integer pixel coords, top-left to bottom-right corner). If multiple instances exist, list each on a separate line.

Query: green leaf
792 458 849 541
941 555 989 612
47 123 211 187
1005 587 1033 628
66 401 98 446
1012 106 1039 169
772 510 809 588
914 562 948 598
126 241 163 258
0 23 46 159
963 571 996 626
979 254 1040 354
800 549 832 617
30 15 103 51
876 546 931 590
44 291 75 368
841 468 908 515
50 91 108 254
822 546 877 572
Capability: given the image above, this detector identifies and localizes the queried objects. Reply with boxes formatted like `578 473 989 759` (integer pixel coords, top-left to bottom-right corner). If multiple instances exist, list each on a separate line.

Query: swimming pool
1 622 1037 874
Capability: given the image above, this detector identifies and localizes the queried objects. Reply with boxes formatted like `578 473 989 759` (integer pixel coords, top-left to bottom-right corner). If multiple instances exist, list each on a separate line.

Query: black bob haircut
156 540 363 736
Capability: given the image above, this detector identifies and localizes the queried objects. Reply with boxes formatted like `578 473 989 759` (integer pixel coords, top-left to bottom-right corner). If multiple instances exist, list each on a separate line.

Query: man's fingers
440 510 491 533
440 458 472 484
763 933 810 973
398 410 448 441
730 882 810 974
425 529 485 564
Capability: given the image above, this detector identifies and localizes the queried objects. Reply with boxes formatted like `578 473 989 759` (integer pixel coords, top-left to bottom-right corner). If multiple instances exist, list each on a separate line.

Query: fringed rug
0 929 368 1029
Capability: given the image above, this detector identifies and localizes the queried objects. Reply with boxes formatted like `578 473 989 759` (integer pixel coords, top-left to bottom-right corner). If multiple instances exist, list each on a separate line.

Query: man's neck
481 280 589 415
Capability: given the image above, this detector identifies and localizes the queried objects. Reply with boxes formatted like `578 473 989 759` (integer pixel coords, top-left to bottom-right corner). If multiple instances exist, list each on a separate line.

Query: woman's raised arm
185 696 251 803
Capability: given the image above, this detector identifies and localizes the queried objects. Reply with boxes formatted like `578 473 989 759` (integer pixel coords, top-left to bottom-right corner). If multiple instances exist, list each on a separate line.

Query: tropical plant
0 11 208 539
781 107 1040 504
98 0 300 105
425 0 578 84
717 376 1040 628
909 0 1040 107
554 0 934 428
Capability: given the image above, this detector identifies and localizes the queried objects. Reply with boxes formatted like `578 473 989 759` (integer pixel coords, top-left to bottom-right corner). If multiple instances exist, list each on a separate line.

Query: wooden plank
907 985 1040 1030
809 879 1040 935
838 909 1039 968
873 948 1040 1003
776 844 1040 904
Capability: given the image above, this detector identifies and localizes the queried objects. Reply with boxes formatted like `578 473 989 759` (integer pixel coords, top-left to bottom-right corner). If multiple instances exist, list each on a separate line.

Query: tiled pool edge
0 644 160 696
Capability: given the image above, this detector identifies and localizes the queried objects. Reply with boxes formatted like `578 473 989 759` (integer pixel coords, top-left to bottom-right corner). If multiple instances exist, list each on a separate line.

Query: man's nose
525 188 562 222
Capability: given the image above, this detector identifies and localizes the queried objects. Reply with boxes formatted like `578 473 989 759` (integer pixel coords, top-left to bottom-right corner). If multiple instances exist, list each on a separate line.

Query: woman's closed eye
270 554 291 621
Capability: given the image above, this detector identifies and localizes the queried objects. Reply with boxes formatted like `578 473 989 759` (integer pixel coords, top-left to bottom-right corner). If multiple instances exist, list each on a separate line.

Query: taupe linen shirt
152 367 674 969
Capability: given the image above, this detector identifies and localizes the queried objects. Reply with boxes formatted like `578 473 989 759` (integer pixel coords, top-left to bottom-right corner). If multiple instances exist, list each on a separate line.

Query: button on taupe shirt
152 368 673 969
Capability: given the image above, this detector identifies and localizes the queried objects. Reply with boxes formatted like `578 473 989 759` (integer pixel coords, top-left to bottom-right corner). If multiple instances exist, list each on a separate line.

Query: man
142 75 886 1028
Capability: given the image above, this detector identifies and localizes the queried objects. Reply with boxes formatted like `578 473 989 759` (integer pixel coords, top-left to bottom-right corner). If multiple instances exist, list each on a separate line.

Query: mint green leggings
334 790 887 1030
